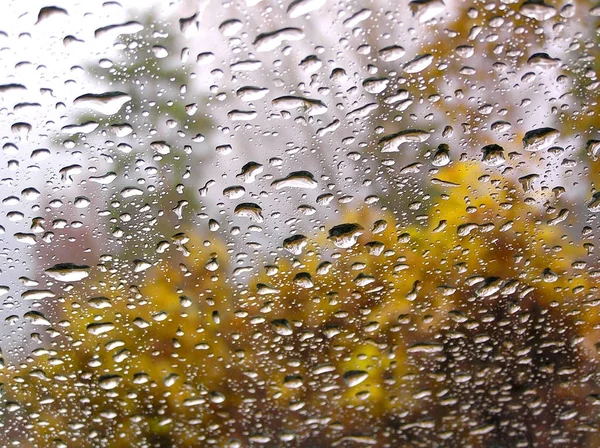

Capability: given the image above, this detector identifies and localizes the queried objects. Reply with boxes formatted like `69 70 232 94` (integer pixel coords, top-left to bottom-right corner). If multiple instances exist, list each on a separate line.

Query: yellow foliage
4 163 599 447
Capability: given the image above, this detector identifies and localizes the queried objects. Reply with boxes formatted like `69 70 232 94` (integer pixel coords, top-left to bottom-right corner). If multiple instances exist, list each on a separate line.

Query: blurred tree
4 162 599 447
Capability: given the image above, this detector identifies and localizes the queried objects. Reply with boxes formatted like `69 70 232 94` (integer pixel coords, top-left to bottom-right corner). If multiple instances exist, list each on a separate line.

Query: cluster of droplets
0 0 599 446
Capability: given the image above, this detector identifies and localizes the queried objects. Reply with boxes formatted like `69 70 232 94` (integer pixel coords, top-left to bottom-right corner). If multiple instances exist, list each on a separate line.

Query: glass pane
1 0 599 446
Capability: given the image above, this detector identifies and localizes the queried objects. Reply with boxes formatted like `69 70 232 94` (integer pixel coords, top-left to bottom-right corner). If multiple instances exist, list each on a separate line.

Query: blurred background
0 0 599 446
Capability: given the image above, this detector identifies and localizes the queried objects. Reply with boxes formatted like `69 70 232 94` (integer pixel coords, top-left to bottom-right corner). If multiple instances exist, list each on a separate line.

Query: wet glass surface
0 0 600 446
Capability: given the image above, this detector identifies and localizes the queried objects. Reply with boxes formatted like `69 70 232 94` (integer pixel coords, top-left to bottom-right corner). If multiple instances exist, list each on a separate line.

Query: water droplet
432 143 451 166
219 19 243 36
73 92 131 115
520 0 556 20
234 203 264 222
24 311 51 326
271 171 318 189
343 8 372 27
481 144 505 166
98 374 122 390
45 263 90 282
379 129 430 152
95 21 144 40
36 6 68 24
522 127 559 152
379 45 405 62
253 28 305 52
328 223 364 248
133 259 152 272
87 322 115 335
237 162 264 183
272 95 327 115
236 86 269 101
343 370 368 387
410 0 446 23
403 54 434 73
287 0 326 18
